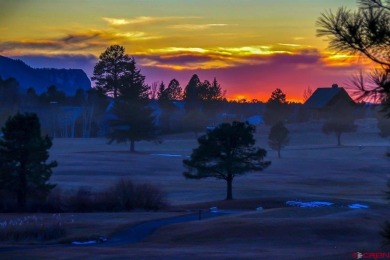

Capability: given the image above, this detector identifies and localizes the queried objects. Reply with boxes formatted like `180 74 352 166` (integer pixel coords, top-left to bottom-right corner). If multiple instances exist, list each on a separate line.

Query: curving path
72 210 237 247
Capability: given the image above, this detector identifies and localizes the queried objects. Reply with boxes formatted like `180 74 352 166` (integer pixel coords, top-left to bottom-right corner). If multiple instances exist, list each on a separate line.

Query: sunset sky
0 0 366 102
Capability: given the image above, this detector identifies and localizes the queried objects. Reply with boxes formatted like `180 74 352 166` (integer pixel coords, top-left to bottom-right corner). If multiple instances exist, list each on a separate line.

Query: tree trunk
17 162 27 210
226 173 233 200
130 139 135 152
337 133 341 146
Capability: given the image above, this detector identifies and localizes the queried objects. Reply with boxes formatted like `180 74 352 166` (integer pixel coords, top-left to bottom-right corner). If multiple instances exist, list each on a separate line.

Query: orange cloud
102 16 200 26
0 29 163 56
169 24 230 30
136 46 322 71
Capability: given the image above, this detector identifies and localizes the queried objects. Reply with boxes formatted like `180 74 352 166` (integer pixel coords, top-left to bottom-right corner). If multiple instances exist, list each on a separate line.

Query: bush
62 187 95 213
134 183 166 210
0 178 167 213
61 179 167 212
106 178 136 211
95 179 167 211
43 187 64 212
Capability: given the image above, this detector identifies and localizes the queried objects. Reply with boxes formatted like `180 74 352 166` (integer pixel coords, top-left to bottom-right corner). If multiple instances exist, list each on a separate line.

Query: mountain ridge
0 55 91 95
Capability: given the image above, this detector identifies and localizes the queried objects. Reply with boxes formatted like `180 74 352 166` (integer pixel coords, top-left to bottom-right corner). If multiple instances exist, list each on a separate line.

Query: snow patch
209 207 218 212
286 201 334 208
72 236 107 245
348 203 369 209
151 153 183 157
72 240 97 245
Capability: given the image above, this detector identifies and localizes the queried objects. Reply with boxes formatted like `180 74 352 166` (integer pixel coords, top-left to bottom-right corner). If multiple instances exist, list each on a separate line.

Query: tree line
0 45 315 144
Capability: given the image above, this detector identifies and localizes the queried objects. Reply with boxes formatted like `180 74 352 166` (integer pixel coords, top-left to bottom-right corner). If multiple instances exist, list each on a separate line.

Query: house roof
304 85 353 109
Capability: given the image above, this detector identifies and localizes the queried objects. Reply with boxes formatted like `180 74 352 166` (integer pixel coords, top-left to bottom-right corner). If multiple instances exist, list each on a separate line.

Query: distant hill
0 55 91 95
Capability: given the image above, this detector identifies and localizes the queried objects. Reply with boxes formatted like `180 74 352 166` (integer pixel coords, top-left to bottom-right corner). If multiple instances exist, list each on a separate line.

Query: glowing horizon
0 0 366 102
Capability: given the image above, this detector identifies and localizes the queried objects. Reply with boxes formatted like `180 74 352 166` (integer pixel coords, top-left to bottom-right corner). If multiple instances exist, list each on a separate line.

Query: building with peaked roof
304 84 355 118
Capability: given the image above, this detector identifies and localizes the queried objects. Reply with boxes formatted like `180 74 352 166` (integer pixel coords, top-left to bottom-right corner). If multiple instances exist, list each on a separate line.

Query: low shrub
134 183 166 210
62 187 95 213
106 178 136 211
0 178 167 213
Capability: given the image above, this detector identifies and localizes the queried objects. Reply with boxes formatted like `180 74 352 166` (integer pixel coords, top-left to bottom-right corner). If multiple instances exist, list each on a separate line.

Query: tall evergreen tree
183 75 226 133
199 77 224 102
184 74 201 112
198 80 212 101
92 45 133 99
157 80 182 132
0 113 57 209
103 51 157 152
157 81 167 101
210 77 224 101
264 88 289 126
183 121 271 200
166 79 182 101
0 76 19 106
202 77 225 119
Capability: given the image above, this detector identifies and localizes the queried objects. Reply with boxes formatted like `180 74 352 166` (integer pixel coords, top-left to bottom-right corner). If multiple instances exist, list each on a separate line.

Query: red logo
353 252 390 260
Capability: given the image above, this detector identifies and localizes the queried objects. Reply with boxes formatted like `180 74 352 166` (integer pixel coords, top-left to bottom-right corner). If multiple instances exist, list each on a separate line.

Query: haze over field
0 0 368 101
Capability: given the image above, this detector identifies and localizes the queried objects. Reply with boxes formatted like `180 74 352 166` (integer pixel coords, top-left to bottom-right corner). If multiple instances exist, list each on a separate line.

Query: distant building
304 84 355 118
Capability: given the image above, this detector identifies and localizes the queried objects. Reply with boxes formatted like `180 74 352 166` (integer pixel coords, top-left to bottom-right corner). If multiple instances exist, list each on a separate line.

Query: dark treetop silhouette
183 121 271 200
264 88 289 126
0 113 57 209
317 0 390 107
92 45 134 100
94 45 157 152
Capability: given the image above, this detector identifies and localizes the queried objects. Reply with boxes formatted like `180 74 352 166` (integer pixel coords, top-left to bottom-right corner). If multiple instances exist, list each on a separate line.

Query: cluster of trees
91 45 227 151
90 44 245 151
156 74 225 134
0 78 91 110
0 46 229 141
0 78 109 138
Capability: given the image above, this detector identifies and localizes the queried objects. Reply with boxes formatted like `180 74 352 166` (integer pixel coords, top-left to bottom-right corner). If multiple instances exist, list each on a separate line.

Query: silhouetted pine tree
92 45 133 99
0 113 57 209
264 88 289 125
104 53 157 152
183 121 271 200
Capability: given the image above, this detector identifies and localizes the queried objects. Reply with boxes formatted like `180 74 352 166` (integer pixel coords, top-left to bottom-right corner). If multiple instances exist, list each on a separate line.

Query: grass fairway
1 119 390 259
